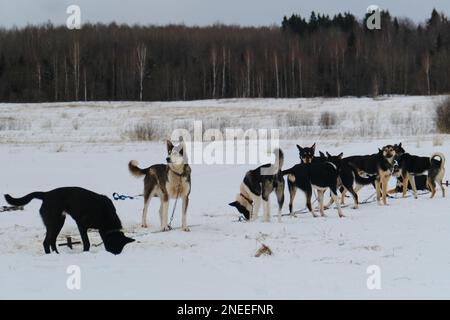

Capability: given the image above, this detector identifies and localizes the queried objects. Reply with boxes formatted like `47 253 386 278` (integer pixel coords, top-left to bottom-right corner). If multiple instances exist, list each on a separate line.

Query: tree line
0 9 448 102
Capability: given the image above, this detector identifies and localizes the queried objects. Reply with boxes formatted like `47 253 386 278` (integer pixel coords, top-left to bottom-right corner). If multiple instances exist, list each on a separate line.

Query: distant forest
0 9 448 102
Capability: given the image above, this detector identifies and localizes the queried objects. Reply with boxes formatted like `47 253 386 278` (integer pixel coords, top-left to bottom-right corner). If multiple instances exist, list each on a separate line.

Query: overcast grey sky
0 0 449 28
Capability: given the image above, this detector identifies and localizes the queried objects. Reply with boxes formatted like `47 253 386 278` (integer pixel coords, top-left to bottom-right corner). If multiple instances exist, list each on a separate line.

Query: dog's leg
347 187 359 209
160 195 170 231
276 182 284 223
352 184 364 208
428 177 436 198
324 191 334 210
402 172 408 198
263 198 270 222
381 174 390 205
141 191 151 228
440 179 446 198
181 196 190 231
408 175 418 199
436 169 446 198
341 175 359 209
250 193 261 221
306 190 318 218
77 223 90 251
317 190 326 217
40 206 53 254
340 188 347 205
375 179 381 205
330 191 344 217
43 233 51 254
288 178 296 216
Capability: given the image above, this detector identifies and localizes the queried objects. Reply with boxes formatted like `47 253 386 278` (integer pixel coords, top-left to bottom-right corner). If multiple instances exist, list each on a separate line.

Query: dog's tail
273 148 284 171
347 162 376 185
353 172 377 185
128 160 148 178
282 167 294 176
431 152 446 170
4 192 45 207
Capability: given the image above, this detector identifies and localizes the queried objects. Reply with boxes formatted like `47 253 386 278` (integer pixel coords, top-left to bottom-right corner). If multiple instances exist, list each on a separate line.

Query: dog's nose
166 157 171 163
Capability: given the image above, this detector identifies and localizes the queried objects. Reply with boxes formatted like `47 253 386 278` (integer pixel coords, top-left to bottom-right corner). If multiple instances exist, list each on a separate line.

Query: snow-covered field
0 96 449 299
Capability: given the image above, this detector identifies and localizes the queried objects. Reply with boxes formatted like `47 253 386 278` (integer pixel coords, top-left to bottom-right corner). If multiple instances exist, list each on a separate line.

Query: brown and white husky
128 140 191 231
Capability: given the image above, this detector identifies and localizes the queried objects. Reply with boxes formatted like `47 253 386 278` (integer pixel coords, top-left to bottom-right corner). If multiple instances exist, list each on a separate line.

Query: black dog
388 175 428 194
324 152 376 209
393 143 446 198
342 145 396 205
4 187 135 254
283 162 344 218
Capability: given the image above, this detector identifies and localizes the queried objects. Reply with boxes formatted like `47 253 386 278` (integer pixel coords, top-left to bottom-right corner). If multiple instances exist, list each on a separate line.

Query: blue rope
112 192 143 201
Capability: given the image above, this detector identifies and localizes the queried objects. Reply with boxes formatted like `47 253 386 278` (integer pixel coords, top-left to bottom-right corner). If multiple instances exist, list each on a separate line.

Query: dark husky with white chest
342 145 396 205
129 140 191 231
4 187 135 255
283 161 344 218
324 152 376 209
229 149 285 222
393 143 446 199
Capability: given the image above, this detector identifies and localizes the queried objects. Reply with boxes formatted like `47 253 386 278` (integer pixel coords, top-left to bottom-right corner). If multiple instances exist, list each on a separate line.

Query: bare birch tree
136 43 147 101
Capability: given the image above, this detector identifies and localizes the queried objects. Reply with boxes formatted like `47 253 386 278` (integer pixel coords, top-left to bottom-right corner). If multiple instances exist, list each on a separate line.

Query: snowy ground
0 96 449 299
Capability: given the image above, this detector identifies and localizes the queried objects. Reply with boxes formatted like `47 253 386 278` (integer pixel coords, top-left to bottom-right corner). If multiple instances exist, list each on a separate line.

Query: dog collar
240 193 254 205
169 166 187 177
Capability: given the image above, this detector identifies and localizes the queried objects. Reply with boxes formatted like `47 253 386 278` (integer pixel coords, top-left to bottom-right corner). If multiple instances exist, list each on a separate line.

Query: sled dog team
3 140 446 255
229 142 445 222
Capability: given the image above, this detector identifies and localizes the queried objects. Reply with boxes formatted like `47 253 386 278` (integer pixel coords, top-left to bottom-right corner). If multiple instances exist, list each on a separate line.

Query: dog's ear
296 144 302 152
229 201 238 207
338 152 344 159
311 143 316 152
319 151 325 158
180 140 186 155
123 235 135 244
326 151 331 158
398 142 402 147
166 140 174 153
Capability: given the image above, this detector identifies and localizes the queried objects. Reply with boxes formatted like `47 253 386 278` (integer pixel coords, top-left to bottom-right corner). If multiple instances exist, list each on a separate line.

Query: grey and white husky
229 148 285 222
128 140 191 231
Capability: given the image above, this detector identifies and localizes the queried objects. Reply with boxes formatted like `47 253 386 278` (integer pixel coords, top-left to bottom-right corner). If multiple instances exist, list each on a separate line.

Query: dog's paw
352 205 358 209
339 214 346 218
141 223 148 228
161 226 171 232
182 226 191 232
